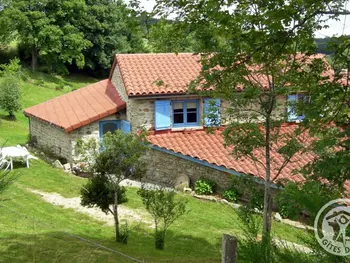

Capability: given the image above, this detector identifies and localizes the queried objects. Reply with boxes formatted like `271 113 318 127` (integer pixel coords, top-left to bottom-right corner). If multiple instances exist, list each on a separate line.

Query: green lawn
0 71 311 262
0 70 98 146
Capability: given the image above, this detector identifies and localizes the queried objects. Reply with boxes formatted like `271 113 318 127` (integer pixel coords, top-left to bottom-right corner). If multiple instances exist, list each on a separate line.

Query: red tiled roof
115 53 203 96
147 124 345 188
24 79 126 133
112 53 335 96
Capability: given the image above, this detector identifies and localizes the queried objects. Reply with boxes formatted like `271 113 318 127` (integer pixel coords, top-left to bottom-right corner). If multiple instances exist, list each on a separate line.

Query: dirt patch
29 189 153 227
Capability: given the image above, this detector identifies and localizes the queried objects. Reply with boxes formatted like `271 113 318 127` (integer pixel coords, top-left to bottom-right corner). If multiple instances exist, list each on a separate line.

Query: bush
194 178 216 195
275 180 341 222
118 221 129 244
0 76 21 119
223 189 238 202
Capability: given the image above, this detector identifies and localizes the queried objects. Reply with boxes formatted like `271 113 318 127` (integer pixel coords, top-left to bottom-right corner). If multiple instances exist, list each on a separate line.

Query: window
203 98 221 127
172 100 199 127
99 120 131 139
287 94 307 122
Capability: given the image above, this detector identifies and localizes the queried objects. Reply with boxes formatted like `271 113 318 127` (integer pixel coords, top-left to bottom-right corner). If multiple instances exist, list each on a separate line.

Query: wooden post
222 234 238 263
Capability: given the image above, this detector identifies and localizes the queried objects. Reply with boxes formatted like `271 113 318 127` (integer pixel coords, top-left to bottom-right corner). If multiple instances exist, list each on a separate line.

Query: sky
130 0 350 38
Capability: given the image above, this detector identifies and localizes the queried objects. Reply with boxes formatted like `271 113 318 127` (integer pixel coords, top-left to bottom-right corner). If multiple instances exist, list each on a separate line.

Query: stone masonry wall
29 117 72 162
110 66 155 132
30 113 126 163
69 113 126 160
144 148 233 193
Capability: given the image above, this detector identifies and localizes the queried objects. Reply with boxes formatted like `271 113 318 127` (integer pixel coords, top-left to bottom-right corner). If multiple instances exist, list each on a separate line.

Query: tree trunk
262 116 273 242
31 48 38 71
155 227 166 250
113 186 120 243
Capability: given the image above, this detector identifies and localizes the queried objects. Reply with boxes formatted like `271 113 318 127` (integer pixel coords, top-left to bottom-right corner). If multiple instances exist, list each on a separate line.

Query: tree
1 0 92 71
137 187 187 250
81 131 147 243
154 0 349 251
147 19 198 53
81 0 146 76
0 76 21 120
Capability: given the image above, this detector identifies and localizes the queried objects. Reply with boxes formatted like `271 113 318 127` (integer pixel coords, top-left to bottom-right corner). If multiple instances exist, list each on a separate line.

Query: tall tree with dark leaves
1 0 91 72
82 0 146 76
154 0 349 256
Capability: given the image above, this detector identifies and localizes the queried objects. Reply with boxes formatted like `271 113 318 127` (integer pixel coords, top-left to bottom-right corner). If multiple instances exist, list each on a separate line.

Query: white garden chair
0 155 10 171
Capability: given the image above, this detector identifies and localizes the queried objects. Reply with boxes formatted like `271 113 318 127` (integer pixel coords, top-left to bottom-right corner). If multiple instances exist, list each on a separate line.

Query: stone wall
110 66 155 131
30 113 126 163
221 95 286 124
69 113 126 160
29 117 72 162
144 148 233 193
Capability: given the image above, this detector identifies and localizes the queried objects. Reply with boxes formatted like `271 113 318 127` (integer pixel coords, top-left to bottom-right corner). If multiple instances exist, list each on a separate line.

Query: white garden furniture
0 155 10 171
0 146 38 171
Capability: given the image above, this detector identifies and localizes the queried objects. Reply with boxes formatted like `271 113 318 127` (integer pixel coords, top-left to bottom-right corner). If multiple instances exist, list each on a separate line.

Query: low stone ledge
193 194 218 202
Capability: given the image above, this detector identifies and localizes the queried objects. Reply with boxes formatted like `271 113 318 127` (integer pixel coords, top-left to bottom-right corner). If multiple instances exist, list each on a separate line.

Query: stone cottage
24 53 313 191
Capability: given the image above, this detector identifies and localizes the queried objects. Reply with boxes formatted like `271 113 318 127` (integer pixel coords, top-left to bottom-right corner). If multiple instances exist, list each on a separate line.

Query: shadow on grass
0 228 220 263
19 69 98 88
0 114 17 122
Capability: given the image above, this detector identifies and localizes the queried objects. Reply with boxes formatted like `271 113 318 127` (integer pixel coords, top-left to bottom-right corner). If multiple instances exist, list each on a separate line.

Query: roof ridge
115 53 197 56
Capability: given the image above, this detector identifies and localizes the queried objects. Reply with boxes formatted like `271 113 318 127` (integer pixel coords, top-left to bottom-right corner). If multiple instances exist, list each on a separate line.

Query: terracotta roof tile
113 53 338 96
147 125 350 191
24 79 126 133
115 53 202 96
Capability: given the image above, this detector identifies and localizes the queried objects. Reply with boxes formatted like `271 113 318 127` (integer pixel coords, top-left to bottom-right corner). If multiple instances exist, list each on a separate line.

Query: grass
0 70 311 262
0 69 98 146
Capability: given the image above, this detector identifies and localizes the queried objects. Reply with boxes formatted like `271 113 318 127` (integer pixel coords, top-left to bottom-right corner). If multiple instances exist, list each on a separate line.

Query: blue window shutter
155 100 171 130
204 98 221 127
121 120 131 133
287 95 298 122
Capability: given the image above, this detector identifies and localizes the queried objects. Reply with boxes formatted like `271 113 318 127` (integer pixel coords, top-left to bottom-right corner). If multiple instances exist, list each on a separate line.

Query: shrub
56 83 65 91
0 76 21 119
275 180 341 222
118 221 129 244
223 189 238 202
194 178 216 195
0 57 21 76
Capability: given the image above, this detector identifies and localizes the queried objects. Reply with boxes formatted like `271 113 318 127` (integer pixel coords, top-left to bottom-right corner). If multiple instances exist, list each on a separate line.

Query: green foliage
0 57 21 76
0 169 17 201
155 0 350 244
194 178 216 195
81 0 146 75
74 138 99 171
0 76 21 119
1 0 92 71
81 175 127 214
147 19 198 53
118 221 129 244
222 189 238 203
137 187 188 250
93 131 147 180
1 0 146 74
86 130 147 243
235 207 345 263
275 180 341 222
232 175 264 211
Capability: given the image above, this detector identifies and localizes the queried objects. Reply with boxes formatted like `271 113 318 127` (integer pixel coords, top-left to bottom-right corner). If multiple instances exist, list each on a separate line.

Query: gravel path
30 189 154 227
